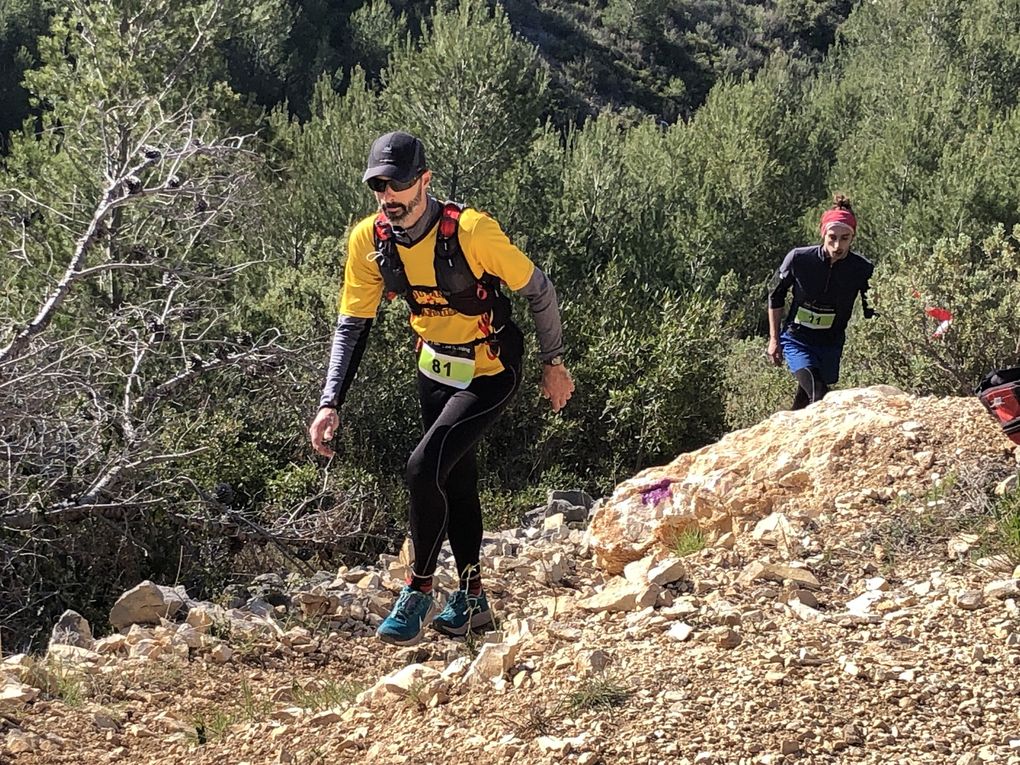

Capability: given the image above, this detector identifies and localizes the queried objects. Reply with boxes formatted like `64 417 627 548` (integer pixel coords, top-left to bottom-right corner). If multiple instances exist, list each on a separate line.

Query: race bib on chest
794 304 836 329
418 342 475 388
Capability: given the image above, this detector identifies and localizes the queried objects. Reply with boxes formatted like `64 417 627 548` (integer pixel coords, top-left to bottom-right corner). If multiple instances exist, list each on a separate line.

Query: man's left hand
541 364 574 413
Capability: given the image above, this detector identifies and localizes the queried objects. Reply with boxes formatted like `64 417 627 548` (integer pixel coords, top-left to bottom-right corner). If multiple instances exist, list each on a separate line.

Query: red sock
408 575 433 593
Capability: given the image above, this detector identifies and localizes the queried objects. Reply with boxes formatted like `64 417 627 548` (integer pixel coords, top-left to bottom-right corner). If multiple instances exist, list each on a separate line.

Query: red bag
976 367 1020 445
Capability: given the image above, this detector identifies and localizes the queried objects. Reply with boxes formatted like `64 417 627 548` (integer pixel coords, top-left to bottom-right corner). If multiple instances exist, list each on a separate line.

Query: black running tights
406 361 521 587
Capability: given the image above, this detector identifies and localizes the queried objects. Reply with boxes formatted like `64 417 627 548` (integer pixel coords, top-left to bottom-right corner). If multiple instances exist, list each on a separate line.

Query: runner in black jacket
766 194 876 409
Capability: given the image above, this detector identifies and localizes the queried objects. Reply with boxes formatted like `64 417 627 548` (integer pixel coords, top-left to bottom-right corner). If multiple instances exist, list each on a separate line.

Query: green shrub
992 487 1020 562
842 226 1020 395
265 463 321 508
721 337 792 430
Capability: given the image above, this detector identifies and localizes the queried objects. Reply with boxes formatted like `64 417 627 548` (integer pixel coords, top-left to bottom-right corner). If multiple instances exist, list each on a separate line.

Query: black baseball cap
362 131 427 183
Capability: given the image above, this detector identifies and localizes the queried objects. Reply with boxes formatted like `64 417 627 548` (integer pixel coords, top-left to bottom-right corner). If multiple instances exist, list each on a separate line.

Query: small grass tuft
871 509 946 557
191 708 236 744
565 674 631 713
20 656 113 708
459 605 499 660
497 704 560 738
48 665 85 707
670 527 706 558
187 678 272 745
402 678 433 711
923 469 958 504
290 679 362 711
238 678 272 722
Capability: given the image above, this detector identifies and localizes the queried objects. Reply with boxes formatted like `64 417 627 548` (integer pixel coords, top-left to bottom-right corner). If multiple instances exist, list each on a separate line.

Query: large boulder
109 581 186 629
589 386 1014 573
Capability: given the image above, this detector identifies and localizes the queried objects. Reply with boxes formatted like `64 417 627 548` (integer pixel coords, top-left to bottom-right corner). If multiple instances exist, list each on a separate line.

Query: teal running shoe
376 586 435 645
432 590 494 637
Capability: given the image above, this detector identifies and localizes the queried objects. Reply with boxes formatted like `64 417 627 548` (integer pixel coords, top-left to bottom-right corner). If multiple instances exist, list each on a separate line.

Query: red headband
820 208 857 236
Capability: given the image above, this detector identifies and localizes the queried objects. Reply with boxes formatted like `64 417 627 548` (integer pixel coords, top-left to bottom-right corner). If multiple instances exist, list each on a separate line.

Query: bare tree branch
0 136 257 366
142 329 289 402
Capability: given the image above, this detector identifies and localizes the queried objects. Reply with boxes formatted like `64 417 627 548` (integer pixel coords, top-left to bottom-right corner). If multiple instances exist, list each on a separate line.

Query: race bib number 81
418 342 475 388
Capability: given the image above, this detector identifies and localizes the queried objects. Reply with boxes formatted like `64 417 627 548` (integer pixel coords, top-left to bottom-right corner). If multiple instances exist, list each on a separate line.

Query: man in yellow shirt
309 131 574 645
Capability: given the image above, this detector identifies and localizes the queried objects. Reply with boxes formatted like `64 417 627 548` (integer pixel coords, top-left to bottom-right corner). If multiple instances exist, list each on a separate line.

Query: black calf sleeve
792 385 810 410
792 367 828 407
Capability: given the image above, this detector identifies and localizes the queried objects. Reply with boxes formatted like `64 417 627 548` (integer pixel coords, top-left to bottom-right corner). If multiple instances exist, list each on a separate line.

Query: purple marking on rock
641 478 675 506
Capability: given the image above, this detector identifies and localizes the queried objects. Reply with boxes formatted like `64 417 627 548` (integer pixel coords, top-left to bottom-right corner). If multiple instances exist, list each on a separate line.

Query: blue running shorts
780 331 843 385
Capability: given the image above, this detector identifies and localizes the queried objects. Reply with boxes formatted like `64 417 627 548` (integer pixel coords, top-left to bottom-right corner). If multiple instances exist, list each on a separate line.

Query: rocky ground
3 386 1020 765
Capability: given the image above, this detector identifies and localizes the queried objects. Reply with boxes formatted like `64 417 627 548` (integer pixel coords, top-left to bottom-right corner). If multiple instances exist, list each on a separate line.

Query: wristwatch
544 355 564 367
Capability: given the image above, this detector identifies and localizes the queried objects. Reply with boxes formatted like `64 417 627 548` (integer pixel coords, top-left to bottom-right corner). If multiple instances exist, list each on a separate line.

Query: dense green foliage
0 0 52 149
503 0 853 123
0 0 852 131
3 0 1020 648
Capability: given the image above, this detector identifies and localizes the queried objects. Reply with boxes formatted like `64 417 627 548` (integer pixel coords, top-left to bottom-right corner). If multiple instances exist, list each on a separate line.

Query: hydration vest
371 202 510 348
976 367 1020 445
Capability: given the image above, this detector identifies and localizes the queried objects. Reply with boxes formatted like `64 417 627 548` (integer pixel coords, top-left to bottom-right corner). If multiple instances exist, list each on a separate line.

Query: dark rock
49 610 94 650
547 488 595 510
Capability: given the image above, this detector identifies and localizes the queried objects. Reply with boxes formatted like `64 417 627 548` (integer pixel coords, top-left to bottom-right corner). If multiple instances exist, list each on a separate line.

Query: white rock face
984 579 1020 600
185 603 224 633
588 387 1005 573
647 557 687 586
751 512 799 555
209 643 233 663
1 681 40 706
577 578 647 613
465 641 520 685
380 663 442 695
109 581 185 629
46 644 103 666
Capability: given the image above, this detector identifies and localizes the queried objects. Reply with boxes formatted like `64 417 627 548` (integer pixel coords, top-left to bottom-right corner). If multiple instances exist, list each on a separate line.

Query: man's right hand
309 407 340 457
766 338 783 367
541 363 575 413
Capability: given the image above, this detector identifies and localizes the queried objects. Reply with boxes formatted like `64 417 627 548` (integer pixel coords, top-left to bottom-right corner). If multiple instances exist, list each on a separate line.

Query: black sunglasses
367 175 421 193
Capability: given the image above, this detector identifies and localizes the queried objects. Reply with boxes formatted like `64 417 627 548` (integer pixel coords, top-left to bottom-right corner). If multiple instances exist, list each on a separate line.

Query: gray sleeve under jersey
517 266 565 362
318 315 372 410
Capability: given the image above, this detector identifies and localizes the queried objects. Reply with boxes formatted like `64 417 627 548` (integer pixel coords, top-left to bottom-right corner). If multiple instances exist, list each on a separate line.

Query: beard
381 184 424 225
